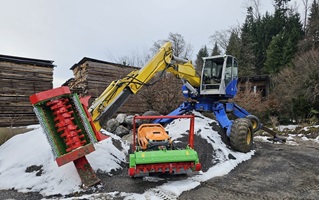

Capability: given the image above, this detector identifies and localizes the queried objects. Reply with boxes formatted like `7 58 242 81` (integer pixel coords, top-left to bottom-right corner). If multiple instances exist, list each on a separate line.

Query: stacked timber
68 57 149 115
0 55 54 127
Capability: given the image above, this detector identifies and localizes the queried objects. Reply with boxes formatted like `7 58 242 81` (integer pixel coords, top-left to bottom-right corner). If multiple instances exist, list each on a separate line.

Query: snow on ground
255 122 319 147
277 124 319 132
254 135 299 146
277 125 299 132
0 111 254 199
302 125 319 131
0 125 127 196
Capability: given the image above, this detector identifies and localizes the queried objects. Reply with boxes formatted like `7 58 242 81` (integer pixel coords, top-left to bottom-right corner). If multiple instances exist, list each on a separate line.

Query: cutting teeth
33 92 97 159
47 98 86 152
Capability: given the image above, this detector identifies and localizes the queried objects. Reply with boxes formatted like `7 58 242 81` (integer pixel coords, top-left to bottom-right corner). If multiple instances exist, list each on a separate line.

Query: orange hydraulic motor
137 124 172 150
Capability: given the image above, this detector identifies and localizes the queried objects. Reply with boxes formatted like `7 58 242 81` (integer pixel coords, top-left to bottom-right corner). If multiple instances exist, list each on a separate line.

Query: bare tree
209 26 241 53
293 0 310 31
138 73 184 115
244 0 262 19
293 50 319 104
168 32 193 58
150 40 164 55
302 0 309 30
209 30 230 53
150 32 193 59
231 80 280 122
106 47 151 68
273 50 319 122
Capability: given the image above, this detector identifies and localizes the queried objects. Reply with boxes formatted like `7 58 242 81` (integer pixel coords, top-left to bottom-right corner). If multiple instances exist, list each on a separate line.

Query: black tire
245 115 260 132
230 118 253 153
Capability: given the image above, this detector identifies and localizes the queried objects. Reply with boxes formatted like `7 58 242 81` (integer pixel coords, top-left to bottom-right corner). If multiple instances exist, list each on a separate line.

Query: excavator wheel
245 115 260 132
230 118 253 153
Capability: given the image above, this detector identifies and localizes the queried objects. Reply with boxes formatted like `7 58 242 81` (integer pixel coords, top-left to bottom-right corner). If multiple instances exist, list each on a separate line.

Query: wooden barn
238 75 270 98
66 57 149 115
0 54 55 127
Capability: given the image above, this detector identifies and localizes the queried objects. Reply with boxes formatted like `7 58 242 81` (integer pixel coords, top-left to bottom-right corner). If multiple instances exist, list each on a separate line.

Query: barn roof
238 75 270 82
0 54 55 68
70 57 138 70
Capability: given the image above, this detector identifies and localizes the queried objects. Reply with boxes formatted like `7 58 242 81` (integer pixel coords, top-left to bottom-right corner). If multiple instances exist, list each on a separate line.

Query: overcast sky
1 0 301 87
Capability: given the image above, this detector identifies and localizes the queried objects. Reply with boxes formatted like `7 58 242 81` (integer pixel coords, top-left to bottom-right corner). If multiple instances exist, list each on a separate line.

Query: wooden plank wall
69 60 149 116
0 61 53 127
238 76 270 97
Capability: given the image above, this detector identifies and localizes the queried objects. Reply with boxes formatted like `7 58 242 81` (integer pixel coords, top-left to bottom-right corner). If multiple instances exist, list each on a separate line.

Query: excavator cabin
200 55 238 98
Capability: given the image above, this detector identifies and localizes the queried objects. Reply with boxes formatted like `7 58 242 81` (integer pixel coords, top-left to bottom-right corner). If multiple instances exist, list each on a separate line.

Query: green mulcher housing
128 114 201 177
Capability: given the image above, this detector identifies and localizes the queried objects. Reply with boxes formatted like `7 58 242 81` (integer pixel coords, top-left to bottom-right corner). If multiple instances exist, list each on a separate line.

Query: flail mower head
30 86 105 188
128 115 201 177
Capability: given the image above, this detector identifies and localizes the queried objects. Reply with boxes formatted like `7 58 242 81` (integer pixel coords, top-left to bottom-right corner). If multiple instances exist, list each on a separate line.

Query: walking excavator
29 41 275 188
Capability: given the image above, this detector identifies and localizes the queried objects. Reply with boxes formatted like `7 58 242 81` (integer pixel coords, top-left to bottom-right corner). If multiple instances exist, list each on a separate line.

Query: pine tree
226 31 240 57
211 42 221 56
264 33 285 73
274 0 292 10
264 4 303 74
238 6 257 77
283 10 303 62
302 0 319 51
195 46 209 74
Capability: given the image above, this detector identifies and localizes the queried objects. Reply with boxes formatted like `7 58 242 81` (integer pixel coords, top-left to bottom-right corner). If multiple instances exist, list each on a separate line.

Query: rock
124 115 134 126
106 111 162 136
142 110 161 116
116 113 127 124
106 119 120 133
141 110 161 124
114 125 130 137
125 115 139 127
122 132 133 143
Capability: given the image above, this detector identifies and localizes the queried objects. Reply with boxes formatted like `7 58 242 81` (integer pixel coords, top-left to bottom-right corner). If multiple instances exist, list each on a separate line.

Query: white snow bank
0 126 127 195
0 111 254 199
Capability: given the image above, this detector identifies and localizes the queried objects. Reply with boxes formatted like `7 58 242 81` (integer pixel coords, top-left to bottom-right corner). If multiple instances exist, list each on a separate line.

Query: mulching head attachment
128 114 201 177
30 86 103 188
128 147 201 177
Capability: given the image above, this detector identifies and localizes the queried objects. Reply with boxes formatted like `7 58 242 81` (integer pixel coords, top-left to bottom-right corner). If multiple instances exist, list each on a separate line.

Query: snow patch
0 111 255 199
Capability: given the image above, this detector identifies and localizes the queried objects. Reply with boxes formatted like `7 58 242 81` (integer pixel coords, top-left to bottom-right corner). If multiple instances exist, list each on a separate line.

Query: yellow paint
89 42 200 132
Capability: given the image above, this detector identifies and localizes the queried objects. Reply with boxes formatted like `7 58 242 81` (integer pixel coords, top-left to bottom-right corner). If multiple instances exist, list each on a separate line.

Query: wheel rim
246 128 252 145
252 121 258 130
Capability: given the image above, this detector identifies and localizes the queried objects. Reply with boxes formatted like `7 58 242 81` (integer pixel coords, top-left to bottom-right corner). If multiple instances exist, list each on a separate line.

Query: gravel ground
179 138 319 200
1 129 319 199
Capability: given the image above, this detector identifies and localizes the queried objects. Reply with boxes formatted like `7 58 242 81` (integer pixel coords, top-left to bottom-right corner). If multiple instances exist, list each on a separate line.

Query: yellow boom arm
88 42 200 131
